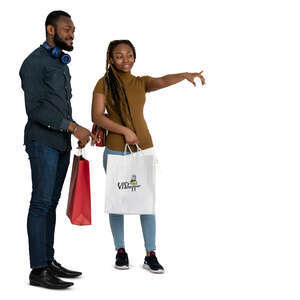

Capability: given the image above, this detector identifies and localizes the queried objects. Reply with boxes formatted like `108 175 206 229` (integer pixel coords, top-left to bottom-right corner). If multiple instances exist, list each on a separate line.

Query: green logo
130 175 137 185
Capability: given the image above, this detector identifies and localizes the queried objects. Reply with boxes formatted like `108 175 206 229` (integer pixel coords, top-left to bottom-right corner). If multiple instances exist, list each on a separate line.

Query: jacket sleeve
20 59 71 132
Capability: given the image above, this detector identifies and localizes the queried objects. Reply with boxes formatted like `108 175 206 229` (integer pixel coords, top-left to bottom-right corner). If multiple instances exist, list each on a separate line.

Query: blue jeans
25 141 70 268
103 147 156 252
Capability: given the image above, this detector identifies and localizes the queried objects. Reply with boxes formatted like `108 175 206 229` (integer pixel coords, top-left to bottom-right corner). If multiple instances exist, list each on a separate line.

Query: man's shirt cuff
60 119 72 132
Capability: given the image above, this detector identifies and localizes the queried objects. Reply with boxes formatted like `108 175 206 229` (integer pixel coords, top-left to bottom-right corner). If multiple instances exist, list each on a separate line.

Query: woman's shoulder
94 75 106 94
96 75 106 84
132 74 151 80
132 74 152 92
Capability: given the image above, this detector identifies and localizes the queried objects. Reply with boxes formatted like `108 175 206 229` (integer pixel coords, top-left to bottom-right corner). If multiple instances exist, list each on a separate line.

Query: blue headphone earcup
42 42 71 64
50 46 61 59
60 53 71 64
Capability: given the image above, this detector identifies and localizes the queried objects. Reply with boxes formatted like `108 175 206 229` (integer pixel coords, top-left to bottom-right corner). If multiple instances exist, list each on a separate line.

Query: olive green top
94 71 153 152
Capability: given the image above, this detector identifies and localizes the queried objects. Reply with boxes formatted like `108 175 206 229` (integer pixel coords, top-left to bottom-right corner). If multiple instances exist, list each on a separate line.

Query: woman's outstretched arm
146 71 205 92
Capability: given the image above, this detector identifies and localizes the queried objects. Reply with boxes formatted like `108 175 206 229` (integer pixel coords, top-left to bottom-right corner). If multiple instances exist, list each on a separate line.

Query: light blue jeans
103 147 156 252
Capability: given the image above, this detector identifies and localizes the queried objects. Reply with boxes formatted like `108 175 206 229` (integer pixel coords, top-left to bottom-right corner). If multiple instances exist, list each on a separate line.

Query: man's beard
54 31 73 52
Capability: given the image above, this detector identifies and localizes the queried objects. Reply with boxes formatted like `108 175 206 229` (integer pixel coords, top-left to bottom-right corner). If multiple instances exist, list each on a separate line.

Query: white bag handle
124 144 133 154
130 144 145 159
135 144 143 152
77 148 86 158
124 144 143 155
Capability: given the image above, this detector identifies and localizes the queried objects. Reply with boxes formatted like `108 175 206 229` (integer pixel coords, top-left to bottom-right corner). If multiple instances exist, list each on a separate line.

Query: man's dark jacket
20 45 75 151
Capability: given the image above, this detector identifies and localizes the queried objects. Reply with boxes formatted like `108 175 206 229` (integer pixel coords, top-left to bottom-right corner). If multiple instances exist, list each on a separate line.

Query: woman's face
110 43 135 73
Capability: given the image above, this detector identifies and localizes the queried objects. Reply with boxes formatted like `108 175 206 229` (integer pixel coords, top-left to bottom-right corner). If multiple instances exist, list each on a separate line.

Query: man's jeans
103 147 156 252
25 141 70 268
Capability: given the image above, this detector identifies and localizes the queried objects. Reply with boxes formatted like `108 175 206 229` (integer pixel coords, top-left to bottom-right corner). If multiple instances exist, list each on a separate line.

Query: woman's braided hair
104 40 136 132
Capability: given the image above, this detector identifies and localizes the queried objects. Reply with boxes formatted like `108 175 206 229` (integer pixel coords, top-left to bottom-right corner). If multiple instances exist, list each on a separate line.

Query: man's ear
46 24 55 37
109 57 114 65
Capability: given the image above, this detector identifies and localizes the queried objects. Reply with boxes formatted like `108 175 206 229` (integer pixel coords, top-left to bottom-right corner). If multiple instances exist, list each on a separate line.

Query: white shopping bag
105 144 157 214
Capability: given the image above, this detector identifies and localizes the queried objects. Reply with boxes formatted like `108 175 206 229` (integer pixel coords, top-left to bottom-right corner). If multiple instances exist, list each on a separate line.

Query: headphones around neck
42 42 71 65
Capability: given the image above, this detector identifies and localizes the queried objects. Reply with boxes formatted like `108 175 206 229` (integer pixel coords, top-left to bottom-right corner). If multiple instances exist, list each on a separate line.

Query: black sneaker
115 248 129 270
143 251 165 274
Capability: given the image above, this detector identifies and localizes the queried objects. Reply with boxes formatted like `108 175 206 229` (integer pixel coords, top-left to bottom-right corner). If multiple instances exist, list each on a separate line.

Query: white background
1 0 299 299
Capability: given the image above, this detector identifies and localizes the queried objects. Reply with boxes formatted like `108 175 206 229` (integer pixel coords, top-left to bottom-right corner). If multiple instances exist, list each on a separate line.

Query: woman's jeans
103 147 156 252
25 141 70 268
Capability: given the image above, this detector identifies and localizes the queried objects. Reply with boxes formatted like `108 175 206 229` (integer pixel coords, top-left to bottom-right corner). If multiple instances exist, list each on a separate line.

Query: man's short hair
45 10 71 33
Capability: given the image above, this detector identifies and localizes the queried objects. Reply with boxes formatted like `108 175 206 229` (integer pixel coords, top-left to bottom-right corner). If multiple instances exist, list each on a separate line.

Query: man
19 11 95 289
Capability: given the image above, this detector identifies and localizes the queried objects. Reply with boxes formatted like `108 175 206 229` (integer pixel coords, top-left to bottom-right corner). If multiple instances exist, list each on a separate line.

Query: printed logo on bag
117 174 141 192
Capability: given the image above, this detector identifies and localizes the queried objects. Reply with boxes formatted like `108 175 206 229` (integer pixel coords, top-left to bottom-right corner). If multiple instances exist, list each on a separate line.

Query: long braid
104 40 137 133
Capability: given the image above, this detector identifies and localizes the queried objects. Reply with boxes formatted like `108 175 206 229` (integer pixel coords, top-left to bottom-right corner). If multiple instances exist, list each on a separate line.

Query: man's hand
68 122 96 148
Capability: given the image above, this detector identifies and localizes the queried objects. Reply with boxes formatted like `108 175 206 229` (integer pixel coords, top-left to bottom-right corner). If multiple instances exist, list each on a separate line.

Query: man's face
49 16 75 51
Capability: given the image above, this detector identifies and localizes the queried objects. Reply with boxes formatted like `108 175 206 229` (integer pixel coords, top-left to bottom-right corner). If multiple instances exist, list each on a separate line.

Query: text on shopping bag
117 174 142 192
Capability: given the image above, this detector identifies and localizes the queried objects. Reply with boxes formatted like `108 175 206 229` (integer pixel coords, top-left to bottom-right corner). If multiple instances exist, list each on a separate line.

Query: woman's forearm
92 114 127 136
147 73 187 92
147 71 204 92
159 73 187 88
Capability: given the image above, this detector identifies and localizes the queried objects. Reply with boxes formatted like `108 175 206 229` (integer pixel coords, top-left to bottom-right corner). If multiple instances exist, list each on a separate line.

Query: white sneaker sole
143 264 165 274
115 265 129 270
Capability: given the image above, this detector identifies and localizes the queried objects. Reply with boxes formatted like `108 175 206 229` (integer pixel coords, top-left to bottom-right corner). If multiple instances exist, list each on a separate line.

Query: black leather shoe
48 259 82 278
29 268 73 289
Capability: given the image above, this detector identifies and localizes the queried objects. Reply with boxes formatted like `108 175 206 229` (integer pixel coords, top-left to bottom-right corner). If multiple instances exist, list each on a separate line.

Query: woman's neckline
116 69 133 83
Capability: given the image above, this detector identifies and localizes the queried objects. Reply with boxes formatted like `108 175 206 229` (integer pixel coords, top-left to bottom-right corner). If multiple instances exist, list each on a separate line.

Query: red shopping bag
67 153 91 225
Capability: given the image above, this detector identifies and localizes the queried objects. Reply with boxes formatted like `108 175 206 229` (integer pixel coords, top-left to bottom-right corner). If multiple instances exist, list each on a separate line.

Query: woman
92 40 205 273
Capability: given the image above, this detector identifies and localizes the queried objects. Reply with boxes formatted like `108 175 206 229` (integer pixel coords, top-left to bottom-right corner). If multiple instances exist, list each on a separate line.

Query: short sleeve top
94 73 153 152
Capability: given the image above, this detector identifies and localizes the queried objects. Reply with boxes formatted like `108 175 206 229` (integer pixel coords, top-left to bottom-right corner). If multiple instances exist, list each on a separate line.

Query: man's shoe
48 259 82 278
115 248 129 269
29 268 73 289
143 251 165 274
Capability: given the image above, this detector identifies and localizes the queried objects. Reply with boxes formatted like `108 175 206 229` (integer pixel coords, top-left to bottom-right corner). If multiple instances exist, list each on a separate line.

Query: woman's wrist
121 126 129 136
183 72 189 79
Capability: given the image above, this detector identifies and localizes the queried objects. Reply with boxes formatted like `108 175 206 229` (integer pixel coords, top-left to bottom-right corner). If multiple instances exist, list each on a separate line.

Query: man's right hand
124 128 139 145
68 122 96 148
